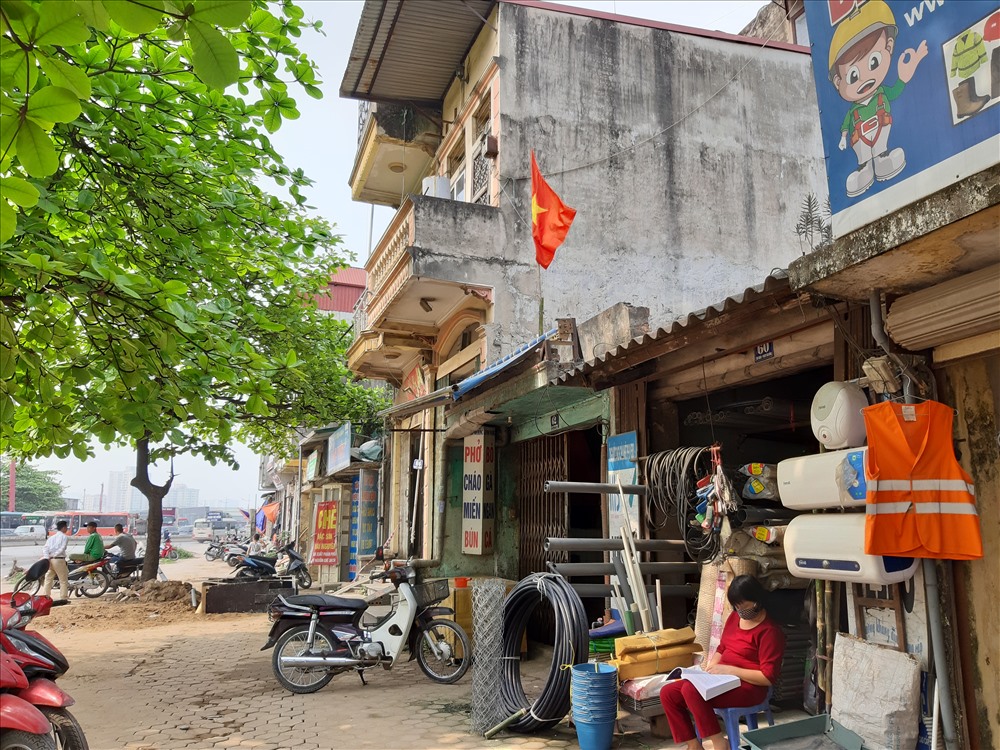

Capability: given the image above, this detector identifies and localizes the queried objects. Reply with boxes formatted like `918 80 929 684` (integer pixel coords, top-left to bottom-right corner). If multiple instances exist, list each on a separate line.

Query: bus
193 516 245 542
0 511 24 530
18 511 59 534
51 511 131 537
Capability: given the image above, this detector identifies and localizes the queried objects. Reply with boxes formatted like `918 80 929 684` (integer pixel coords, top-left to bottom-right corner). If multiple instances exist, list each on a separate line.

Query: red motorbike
0 651 55 750
160 536 178 561
1 561 88 750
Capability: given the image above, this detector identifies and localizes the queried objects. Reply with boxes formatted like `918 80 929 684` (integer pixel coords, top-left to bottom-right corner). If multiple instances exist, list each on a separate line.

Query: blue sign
348 476 360 580
754 341 775 362
206 511 223 522
804 1 1000 237
359 470 378 556
326 422 352 476
607 432 639 535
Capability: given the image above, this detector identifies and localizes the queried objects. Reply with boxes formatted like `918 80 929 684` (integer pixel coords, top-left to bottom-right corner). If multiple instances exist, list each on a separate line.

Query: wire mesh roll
470 578 507 734
499 574 589 733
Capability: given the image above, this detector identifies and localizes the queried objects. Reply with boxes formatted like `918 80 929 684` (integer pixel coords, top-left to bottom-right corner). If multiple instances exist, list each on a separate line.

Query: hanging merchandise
645 446 723 563
737 463 779 501
810 381 869 449
777 448 868 510
863 400 983 560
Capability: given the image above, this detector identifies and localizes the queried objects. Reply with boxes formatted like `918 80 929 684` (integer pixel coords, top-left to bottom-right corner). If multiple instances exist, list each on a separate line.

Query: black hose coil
499 573 590 733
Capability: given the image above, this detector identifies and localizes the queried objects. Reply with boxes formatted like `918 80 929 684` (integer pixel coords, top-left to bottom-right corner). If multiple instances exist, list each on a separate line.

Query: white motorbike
260 555 470 693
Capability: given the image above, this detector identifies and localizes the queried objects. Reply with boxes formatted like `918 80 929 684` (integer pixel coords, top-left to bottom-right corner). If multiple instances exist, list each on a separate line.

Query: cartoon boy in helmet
830 0 928 197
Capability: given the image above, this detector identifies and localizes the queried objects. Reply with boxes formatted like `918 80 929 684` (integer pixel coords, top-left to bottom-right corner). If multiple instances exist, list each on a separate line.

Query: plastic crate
414 578 450 608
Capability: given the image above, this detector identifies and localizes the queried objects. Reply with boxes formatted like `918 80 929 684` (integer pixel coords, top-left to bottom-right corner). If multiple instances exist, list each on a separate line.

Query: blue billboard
804 0 1000 237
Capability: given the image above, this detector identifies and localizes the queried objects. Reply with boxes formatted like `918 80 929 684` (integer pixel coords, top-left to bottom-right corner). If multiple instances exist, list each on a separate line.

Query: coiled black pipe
499 574 589 733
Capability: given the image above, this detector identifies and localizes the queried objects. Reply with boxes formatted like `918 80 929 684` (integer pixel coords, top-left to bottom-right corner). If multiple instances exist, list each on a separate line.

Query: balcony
351 102 442 208
346 195 502 380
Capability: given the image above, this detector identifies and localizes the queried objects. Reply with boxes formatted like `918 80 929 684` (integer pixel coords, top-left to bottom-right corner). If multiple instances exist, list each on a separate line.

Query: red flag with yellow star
531 151 576 269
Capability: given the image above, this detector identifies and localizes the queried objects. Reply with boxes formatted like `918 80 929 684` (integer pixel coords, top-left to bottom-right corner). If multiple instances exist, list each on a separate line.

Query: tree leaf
38 55 92 98
75 0 112 31
187 19 239 90
0 199 16 244
0 176 40 207
190 0 252 28
262 106 281 133
32 1 91 46
26 86 82 124
0 47 38 93
104 0 165 34
14 120 58 177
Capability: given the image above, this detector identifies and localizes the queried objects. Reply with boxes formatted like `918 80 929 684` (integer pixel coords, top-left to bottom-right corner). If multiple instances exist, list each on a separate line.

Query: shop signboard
206 511 223 522
359 469 379 556
309 499 339 566
804 0 1000 238
607 432 639 537
462 430 495 555
326 423 352 476
348 477 360 579
305 450 320 481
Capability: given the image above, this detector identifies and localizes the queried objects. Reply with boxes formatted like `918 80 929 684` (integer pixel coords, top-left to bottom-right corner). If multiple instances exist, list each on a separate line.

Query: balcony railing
353 289 370 333
357 101 373 147
367 198 414 297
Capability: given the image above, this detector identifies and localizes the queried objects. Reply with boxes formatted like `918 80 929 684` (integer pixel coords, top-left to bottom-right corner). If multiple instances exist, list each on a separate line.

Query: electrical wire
644 446 720 563
498 573 589 733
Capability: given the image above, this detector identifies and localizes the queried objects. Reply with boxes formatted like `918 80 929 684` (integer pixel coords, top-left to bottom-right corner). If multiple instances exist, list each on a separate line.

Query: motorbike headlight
6 611 22 628
6 635 51 664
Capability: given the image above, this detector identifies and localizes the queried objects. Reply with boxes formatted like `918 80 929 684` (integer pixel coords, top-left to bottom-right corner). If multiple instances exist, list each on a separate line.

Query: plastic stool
713 687 774 744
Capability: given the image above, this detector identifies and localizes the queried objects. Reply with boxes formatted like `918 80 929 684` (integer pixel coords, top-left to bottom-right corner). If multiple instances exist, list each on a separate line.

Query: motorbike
223 541 248 568
103 556 144 591
0 652 56 750
204 539 225 562
260 550 470 694
64 559 110 599
234 543 312 589
2 560 88 750
159 537 178 561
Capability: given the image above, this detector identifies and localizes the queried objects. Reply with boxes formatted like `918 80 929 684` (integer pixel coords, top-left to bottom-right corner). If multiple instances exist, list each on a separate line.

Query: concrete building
339 0 820 571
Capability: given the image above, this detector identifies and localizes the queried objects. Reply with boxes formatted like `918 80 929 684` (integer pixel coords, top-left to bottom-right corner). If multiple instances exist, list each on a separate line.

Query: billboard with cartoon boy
805 0 1000 238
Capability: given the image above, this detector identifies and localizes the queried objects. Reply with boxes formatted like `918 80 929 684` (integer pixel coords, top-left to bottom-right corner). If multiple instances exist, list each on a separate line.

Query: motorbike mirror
374 546 384 562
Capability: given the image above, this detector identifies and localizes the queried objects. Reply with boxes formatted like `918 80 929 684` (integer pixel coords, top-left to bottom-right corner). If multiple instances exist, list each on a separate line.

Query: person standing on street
42 520 70 600
247 533 263 556
105 523 137 560
69 521 105 562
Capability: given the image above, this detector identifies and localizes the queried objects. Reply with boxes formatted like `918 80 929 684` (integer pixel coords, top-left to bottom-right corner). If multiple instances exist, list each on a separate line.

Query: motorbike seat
286 594 367 611
248 555 276 564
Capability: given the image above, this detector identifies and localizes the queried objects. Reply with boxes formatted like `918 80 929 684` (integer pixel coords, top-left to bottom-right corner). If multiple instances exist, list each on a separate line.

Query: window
450 170 466 202
793 12 809 46
472 101 492 205
448 141 466 202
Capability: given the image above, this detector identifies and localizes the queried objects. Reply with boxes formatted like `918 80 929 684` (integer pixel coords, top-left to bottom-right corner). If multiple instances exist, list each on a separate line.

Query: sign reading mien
462 431 495 555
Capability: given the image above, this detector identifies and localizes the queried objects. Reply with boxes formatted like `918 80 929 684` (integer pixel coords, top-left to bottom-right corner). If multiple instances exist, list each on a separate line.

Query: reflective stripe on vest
866 501 979 516
868 479 975 495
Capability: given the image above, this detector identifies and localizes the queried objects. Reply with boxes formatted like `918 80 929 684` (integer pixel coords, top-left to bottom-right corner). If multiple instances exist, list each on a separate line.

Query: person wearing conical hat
828 0 927 197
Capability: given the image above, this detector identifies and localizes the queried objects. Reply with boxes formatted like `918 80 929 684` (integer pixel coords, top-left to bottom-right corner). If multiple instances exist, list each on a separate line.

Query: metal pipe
544 480 647 496
869 289 925 394
731 506 801 526
571 583 696 598
545 537 685 552
924 558 958 750
548 561 700 576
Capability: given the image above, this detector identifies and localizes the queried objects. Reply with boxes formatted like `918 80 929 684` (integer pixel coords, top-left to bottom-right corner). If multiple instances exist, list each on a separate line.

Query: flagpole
537 264 544 336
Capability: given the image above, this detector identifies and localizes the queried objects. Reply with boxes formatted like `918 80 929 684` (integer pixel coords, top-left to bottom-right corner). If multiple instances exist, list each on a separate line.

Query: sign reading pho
804 0 1000 238
462 431 495 555
608 432 639 536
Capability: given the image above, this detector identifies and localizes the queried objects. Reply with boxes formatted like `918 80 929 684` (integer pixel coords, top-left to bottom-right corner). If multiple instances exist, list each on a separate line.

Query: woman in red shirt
659 575 785 750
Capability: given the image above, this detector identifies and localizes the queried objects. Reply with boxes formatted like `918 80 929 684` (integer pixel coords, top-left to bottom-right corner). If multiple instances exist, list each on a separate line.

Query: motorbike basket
413 578 450 608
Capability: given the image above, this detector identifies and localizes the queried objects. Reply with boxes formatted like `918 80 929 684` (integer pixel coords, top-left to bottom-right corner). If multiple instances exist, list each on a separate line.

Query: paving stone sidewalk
54 614 671 750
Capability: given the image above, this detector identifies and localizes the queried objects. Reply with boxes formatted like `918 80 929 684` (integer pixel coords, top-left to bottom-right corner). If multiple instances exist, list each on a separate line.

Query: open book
665 666 740 701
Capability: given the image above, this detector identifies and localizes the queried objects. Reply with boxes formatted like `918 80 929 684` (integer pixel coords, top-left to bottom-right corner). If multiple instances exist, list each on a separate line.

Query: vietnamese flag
531 151 576 269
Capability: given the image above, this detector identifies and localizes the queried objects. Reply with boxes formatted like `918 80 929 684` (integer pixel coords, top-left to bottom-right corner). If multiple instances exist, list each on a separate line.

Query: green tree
1 1 383 579
0 461 65 513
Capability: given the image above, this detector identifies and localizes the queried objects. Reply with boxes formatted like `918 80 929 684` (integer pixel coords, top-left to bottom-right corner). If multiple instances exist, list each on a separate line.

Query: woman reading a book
659 575 785 750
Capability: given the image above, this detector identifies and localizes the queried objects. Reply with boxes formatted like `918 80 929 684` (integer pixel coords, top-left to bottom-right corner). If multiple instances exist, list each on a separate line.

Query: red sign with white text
309 500 339 566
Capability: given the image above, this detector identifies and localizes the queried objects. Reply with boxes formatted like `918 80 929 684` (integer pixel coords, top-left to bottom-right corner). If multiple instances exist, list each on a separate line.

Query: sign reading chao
462 431 495 555
804 0 1000 237
309 500 339 566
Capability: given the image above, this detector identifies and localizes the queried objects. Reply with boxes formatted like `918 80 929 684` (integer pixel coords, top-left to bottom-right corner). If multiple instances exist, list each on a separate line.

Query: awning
378 386 455 420
451 328 557 400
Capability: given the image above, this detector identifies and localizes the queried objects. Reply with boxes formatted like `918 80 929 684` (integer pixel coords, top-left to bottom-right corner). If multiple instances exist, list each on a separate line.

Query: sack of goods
609 626 702 681
738 463 780 501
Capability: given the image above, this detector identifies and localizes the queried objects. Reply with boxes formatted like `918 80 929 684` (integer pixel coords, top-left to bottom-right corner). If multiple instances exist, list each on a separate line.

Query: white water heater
784 513 918 584
777 448 868 510
810 382 868 449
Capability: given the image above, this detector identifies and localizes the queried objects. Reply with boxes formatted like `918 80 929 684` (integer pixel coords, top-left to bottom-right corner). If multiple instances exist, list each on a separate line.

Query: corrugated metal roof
330 267 367 287
555 272 795 384
316 267 367 313
341 0 497 104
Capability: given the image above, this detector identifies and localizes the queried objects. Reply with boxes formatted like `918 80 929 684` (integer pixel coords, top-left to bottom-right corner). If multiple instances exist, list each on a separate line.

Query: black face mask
736 603 761 620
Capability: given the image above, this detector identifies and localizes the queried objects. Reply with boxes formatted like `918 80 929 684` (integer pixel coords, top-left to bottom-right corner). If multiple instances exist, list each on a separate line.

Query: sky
30 0 768 508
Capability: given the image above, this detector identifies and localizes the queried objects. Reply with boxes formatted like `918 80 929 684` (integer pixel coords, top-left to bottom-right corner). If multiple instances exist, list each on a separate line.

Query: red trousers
659 680 768 742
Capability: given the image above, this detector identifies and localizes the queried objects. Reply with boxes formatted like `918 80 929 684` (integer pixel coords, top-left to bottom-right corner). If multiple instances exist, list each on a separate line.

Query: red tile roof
315 267 366 313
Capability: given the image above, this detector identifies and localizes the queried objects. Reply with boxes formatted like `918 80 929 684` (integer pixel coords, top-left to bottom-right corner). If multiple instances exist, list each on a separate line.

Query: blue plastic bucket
576 718 615 750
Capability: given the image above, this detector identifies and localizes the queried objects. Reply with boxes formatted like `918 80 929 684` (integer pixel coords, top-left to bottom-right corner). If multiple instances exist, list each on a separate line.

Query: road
1 535 206 579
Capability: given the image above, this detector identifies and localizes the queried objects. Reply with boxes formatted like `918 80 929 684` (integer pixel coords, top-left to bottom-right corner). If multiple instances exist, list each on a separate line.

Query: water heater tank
784 513 917 584
777 448 867 510
811 382 868 449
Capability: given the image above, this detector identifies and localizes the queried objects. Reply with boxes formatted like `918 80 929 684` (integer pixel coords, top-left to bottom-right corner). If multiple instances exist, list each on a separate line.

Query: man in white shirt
42 520 70 600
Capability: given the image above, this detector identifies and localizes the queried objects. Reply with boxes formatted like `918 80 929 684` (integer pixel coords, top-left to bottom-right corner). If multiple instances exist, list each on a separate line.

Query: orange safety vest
864 400 982 560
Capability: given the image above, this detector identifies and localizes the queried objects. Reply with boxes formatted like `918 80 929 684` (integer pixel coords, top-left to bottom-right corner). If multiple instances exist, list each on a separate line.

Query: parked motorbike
160 537 178 561
260 551 470 694
2 561 89 750
223 541 248 568
0 652 56 750
204 539 225 562
234 544 312 589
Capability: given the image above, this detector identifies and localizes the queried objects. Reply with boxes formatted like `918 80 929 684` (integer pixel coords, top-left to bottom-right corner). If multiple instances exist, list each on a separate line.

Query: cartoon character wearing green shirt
829 1 928 197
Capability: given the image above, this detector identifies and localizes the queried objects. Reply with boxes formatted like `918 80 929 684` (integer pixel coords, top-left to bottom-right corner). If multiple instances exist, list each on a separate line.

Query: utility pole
7 459 14 513
98 483 104 513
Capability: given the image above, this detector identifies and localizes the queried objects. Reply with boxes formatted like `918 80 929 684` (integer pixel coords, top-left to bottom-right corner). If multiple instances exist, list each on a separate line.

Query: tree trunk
131 437 173 583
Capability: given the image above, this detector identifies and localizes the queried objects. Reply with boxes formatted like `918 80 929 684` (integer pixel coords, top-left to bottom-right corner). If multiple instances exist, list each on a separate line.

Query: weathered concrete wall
577 302 650 362
480 3 826 352
740 1 795 45
939 354 1000 750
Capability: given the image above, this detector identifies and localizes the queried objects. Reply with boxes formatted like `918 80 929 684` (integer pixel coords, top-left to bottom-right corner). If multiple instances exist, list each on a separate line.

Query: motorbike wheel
79 570 110 599
205 548 221 561
167 549 179 561
234 567 258 580
415 620 471 685
0 731 55 750
226 555 239 568
296 568 312 589
272 624 336 694
41 707 89 750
